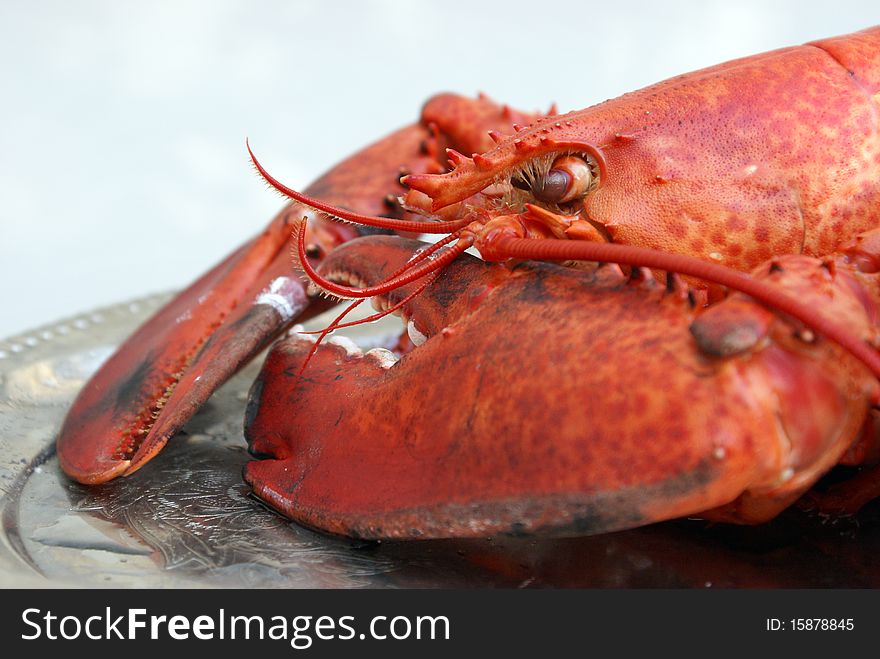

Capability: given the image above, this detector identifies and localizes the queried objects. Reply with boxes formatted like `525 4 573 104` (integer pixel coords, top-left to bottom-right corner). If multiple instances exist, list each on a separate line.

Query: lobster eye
532 155 594 204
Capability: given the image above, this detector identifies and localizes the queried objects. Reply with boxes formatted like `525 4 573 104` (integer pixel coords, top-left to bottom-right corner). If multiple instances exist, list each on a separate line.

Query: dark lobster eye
532 155 594 204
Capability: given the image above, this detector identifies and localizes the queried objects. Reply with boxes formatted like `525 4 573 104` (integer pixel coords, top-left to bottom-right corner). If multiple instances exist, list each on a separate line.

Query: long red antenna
301 233 460 334
296 222 472 299
247 139 470 234
494 237 880 378
306 270 442 335
294 232 458 374
295 271 440 377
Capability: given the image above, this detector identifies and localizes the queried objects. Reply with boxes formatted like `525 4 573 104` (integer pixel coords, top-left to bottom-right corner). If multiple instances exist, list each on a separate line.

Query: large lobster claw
244 236 878 539
58 207 309 483
58 94 543 485
57 122 429 484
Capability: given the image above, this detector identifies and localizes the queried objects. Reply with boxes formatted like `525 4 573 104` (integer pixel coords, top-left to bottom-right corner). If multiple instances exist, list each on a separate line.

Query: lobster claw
244 236 879 539
58 94 543 485
56 119 432 484
58 205 321 483
243 236 713 538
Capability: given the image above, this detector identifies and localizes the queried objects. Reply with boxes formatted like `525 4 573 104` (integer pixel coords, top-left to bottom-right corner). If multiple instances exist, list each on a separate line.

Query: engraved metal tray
2 296 879 588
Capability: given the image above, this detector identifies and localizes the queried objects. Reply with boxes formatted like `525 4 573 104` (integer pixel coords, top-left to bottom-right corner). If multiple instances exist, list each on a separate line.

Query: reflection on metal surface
66 438 476 587
1 294 879 587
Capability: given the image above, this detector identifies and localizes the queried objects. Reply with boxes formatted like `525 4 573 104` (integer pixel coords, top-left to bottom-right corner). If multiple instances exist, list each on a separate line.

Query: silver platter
2 295 879 588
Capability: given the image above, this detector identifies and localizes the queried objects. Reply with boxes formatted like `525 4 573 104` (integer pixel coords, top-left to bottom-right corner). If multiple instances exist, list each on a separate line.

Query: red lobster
59 27 880 539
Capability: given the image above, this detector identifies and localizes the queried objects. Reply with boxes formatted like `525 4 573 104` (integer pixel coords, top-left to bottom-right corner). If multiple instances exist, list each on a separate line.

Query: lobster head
406 29 880 272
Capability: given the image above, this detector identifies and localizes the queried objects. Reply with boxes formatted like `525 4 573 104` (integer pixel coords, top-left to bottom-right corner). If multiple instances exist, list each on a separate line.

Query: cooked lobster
58 26 880 539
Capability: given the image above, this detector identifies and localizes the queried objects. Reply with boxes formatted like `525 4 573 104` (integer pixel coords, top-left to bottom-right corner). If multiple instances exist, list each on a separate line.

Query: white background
2 0 879 337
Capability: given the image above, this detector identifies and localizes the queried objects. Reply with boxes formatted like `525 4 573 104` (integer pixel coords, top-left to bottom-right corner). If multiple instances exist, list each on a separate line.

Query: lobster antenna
295 271 441 377
494 236 880 379
295 299 365 378
247 139 470 235
302 299 366 337
302 269 443 335
294 234 457 375
305 272 441 333
294 221 472 299
300 233 460 334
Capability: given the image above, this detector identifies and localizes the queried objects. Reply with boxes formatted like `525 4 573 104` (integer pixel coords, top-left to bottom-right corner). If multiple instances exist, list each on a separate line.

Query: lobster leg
243 236 879 539
58 95 543 484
